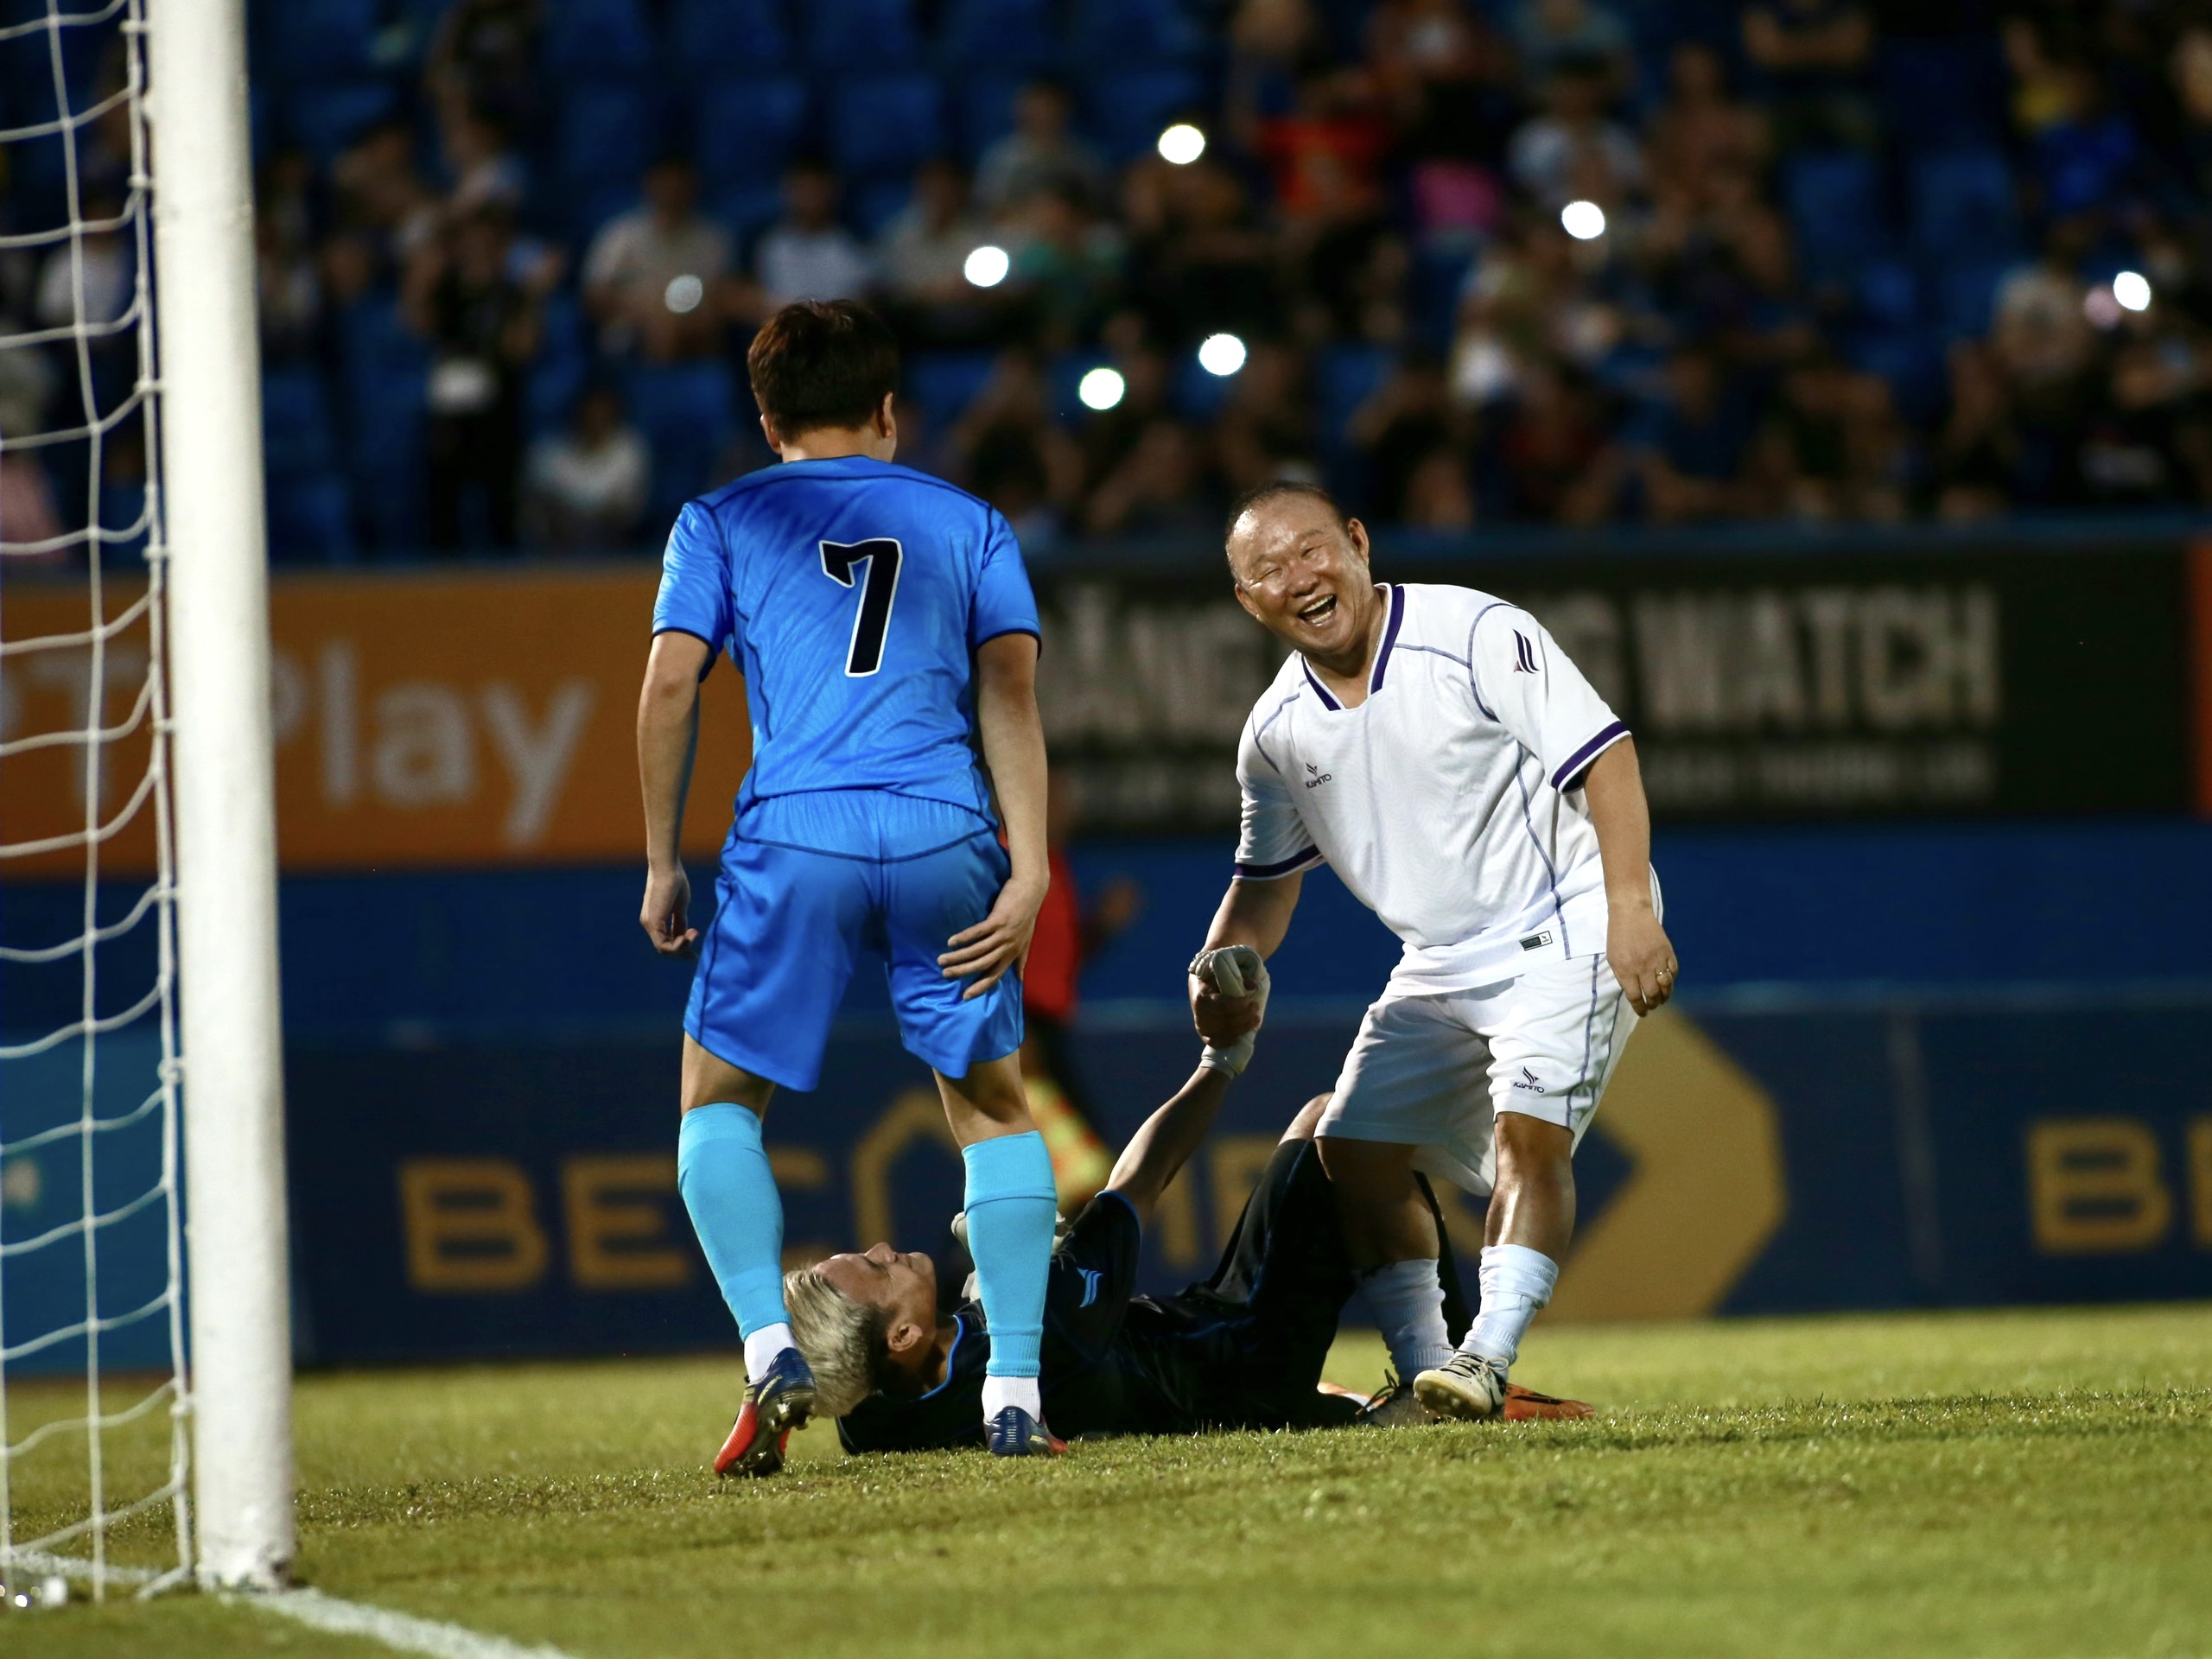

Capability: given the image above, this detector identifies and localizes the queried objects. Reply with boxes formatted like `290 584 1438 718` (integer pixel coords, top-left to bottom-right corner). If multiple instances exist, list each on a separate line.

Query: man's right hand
641 865 698 957
1189 949 1267 1045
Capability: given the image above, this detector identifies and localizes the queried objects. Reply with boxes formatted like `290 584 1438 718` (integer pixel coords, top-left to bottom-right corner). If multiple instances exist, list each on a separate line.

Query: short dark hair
747 300 899 438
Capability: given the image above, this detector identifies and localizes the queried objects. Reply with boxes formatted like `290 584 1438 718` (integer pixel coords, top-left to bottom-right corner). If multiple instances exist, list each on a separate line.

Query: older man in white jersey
1187 481 1677 1421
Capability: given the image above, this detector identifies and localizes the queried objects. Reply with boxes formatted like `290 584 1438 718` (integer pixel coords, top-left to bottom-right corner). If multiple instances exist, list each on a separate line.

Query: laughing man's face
1225 497 1379 665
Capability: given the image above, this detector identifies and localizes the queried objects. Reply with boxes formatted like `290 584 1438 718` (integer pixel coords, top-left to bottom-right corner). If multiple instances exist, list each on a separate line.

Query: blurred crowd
4 0 2212 562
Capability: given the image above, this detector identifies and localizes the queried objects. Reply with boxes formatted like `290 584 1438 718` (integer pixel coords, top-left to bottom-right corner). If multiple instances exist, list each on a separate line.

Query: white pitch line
244 1586 580 1659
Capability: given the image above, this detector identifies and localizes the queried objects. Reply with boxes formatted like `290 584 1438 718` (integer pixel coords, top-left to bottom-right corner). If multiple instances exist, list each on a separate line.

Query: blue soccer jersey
652 456 1039 824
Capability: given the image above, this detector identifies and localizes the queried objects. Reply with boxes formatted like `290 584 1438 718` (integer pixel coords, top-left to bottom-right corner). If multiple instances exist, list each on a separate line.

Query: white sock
1461 1244 1558 1372
1360 1258 1455 1378
982 1374 1041 1421
743 1321 796 1381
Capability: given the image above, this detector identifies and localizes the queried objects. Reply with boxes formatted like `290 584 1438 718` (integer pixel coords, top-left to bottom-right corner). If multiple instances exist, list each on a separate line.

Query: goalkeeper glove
1188 944 1271 1078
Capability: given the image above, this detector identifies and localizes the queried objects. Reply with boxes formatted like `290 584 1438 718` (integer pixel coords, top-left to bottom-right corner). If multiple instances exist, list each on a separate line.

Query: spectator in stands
1083 418 1217 536
331 120 443 278
1514 0 1635 103
405 207 546 551
1367 0 1520 167
1215 341 1320 494
1224 0 1337 149
1993 221 2094 395
0 451 65 566
976 81 1108 216
2027 61 2143 223
523 382 650 550
256 151 322 365
425 0 540 133
582 157 734 362
950 349 1082 543
1508 58 1645 214
1122 156 1285 346
1931 340 2020 519
1631 346 1761 520
1350 349 1465 521
1495 359 1620 522
874 159 994 343
2170 27 2212 204
1401 448 1479 527
749 161 874 312
1259 71 1400 340
1739 0 1877 151
1006 184 1126 349
1754 352 1906 521
1646 43 1769 199
438 103 528 219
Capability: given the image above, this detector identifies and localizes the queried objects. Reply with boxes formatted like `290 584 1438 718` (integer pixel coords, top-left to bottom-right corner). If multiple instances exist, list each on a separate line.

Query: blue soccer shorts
684 798 1025 1091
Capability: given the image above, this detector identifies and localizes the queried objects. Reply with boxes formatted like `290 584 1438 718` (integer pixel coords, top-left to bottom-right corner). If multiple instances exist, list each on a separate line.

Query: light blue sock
677 1103 788 1340
961 1131 1057 1382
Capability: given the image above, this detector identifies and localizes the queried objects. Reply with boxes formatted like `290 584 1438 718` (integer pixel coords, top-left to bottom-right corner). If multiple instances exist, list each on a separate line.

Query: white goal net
0 0 193 1602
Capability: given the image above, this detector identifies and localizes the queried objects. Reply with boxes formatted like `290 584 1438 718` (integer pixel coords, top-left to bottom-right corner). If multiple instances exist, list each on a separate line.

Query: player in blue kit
636 301 1060 1473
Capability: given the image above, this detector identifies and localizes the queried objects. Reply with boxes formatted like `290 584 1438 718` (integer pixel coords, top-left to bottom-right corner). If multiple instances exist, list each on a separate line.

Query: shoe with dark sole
1503 1382 1593 1421
986 1405 1067 1457
714 1348 816 1478
1414 1351 1507 1421
1356 1370 1441 1427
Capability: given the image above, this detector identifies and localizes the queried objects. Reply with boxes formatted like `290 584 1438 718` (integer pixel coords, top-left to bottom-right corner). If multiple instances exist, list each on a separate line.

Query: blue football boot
714 1348 816 1478
986 1405 1067 1458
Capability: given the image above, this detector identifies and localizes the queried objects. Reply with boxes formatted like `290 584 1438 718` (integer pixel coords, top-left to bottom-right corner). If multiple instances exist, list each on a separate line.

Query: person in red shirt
1022 771 1142 1206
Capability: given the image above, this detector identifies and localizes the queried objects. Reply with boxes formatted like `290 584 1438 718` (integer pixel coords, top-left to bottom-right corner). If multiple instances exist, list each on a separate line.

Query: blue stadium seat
260 0 383 79
540 0 655 79
696 77 810 188
279 80 398 163
937 0 1059 73
906 351 997 425
1847 332 1945 426
668 0 790 76
955 73 1025 165
1930 260 2012 341
524 294 590 439
337 297 429 548
625 361 737 528
710 181 788 243
1878 37 2005 154
1068 0 1203 65
829 73 944 181
268 474 359 564
1909 149 2019 264
1783 150 1887 278
805 0 922 71
1855 259 1922 333
1083 67 1205 164
262 366 338 480
850 178 915 238
1315 345 1392 453
556 84 655 200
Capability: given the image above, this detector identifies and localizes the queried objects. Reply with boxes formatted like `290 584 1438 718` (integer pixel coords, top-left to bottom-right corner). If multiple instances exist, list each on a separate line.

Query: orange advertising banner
2 567 750 876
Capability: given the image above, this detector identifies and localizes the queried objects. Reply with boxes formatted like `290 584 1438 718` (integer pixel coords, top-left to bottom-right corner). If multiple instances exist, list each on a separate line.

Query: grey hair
782 1266 889 1418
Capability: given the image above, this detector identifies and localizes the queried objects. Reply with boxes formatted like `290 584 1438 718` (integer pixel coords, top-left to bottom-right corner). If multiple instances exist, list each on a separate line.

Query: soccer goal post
146 0 295 1591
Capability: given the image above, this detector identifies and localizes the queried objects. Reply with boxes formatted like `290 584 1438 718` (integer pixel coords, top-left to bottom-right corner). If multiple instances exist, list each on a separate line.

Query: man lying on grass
779 949 1589 1455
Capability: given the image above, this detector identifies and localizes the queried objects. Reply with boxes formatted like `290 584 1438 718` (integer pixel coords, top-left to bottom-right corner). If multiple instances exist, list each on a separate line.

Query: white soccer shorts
1316 953 1637 1198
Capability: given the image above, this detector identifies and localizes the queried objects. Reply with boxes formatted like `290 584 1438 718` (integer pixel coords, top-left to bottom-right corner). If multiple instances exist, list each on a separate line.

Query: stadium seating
556 83 658 236
338 297 429 548
1083 67 1207 164
936 0 1059 73
804 0 924 72
906 352 998 428
261 0 385 79
1909 149 2020 264
624 360 738 528
279 79 399 162
695 76 811 188
1066 0 1203 67
955 73 1026 165
667 0 790 77
263 366 340 482
539 0 655 81
1783 150 1889 280
1877 36 2007 155
828 73 945 184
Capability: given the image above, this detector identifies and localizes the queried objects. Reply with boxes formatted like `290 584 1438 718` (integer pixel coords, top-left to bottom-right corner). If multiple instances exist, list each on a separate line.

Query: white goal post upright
145 0 296 1590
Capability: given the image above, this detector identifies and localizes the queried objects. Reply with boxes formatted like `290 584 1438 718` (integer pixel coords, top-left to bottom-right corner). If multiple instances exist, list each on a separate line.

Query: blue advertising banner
276 992 2212 1367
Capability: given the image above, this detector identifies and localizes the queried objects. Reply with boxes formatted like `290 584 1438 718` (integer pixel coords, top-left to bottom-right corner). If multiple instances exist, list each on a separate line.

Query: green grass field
6 1303 2211 1658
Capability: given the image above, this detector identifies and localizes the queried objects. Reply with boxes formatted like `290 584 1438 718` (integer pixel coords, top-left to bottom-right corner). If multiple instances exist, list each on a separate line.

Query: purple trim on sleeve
1300 662 1342 710
1234 846 1324 880
1370 583 1407 692
1551 721 1630 791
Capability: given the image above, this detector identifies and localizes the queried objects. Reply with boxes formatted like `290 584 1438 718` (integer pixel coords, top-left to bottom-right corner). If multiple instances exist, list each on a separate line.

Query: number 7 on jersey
820 538 904 677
